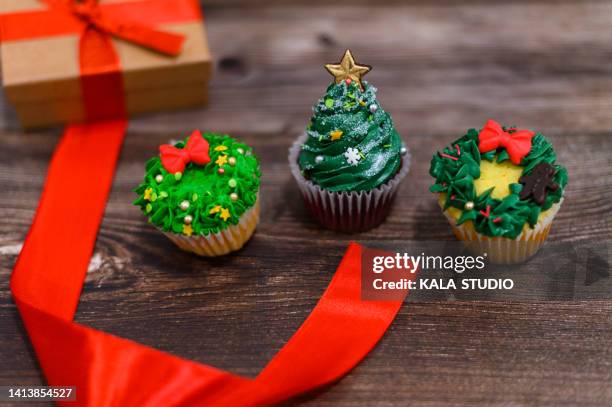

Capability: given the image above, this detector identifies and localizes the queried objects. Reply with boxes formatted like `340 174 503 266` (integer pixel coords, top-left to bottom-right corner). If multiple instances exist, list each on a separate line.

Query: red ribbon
3 1 410 405
160 130 211 174
0 0 192 55
478 119 535 165
68 0 185 56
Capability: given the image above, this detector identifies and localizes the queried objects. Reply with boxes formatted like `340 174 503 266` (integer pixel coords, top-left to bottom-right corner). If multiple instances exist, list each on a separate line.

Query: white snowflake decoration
344 147 362 166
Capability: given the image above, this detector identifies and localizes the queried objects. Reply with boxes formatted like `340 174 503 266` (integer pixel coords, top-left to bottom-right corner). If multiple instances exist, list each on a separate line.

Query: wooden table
1 1 611 405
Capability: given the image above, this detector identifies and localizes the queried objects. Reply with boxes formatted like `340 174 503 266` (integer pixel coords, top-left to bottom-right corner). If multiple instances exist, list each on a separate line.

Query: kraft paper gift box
0 0 211 128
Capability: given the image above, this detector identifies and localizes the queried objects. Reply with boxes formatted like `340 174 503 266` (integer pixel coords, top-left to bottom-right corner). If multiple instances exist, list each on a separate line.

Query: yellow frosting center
473 159 523 200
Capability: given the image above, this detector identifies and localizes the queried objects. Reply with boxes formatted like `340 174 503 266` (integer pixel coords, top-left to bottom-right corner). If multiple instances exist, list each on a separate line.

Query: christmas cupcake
429 120 568 263
134 130 261 256
289 50 410 232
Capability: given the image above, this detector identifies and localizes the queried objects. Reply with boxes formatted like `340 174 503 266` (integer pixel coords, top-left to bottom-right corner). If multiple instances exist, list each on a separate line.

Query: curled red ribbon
478 119 535 165
160 130 211 174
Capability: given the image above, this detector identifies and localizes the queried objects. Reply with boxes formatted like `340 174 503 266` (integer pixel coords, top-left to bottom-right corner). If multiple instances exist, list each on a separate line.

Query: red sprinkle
439 152 459 161
454 144 461 156
217 168 225 174
493 217 502 224
479 205 491 218
450 195 456 200
345 78 352 85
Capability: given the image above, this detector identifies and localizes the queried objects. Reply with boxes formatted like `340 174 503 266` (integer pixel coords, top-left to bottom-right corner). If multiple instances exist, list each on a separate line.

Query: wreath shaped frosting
429 121 568 239
134 132 261 237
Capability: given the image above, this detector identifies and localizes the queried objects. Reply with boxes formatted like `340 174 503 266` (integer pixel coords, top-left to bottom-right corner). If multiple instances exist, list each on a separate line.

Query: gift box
0 0 211 128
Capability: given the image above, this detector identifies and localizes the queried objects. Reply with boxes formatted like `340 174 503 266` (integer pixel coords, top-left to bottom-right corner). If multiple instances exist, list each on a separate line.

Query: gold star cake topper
325 49 371 91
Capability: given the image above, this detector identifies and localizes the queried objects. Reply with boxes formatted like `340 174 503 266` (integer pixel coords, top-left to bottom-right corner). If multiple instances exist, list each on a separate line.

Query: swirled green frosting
298 81 402 192
429 127 568 239
134 133 260 236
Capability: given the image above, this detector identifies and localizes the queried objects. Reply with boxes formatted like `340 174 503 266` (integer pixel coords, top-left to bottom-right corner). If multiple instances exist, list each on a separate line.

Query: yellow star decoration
330 130 343 141
144 188 153 201
214 145 228 152
324 49 371 91
216 155 228 166
220 208 231 221
182 224 193 236
209 205 221 215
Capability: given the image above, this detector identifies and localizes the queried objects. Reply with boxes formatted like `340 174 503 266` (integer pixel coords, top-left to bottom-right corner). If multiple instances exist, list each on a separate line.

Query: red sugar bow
478 119 535 165
160 130 210 173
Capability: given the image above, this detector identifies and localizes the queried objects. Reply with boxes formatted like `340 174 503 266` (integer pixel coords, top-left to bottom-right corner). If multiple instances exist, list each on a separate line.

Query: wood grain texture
1 1 611 406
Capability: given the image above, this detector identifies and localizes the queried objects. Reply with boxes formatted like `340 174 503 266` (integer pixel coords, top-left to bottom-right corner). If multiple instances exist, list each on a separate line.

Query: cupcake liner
162 197 260 257
440 198 563 264
289 133 410 233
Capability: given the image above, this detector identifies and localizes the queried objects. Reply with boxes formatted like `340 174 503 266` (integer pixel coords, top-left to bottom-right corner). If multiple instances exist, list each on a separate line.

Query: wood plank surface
1 1 611 406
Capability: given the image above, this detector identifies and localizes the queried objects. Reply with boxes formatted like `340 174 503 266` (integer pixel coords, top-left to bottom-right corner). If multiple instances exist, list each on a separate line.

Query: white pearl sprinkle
315 155 324 164
184 215 193 224
155 174 164 183
237 148 244 155
369 104 378 113
464 201 474 211
229 157 236 166
400 146 407 155
230 193 238 201
180 200 190 210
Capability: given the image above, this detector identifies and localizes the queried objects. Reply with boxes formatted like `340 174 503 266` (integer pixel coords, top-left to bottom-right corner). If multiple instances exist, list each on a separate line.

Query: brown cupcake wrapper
162 197 260 257
289 133 410 233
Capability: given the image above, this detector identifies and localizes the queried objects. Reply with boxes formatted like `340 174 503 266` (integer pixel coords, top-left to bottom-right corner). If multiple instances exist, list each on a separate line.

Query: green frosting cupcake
134 131 261 237
298 80 402 192
290 50 410 233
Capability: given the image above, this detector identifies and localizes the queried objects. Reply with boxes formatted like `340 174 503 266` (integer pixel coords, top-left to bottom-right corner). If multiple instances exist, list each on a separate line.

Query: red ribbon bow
0 0 186 56
64 0 185 56
160 130 211 173
478 119 535 165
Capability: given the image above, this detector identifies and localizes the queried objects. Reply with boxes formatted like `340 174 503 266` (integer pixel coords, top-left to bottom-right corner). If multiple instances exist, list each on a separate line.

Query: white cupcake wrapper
289 133 410 233
162 197 260 257
441 199 563 264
